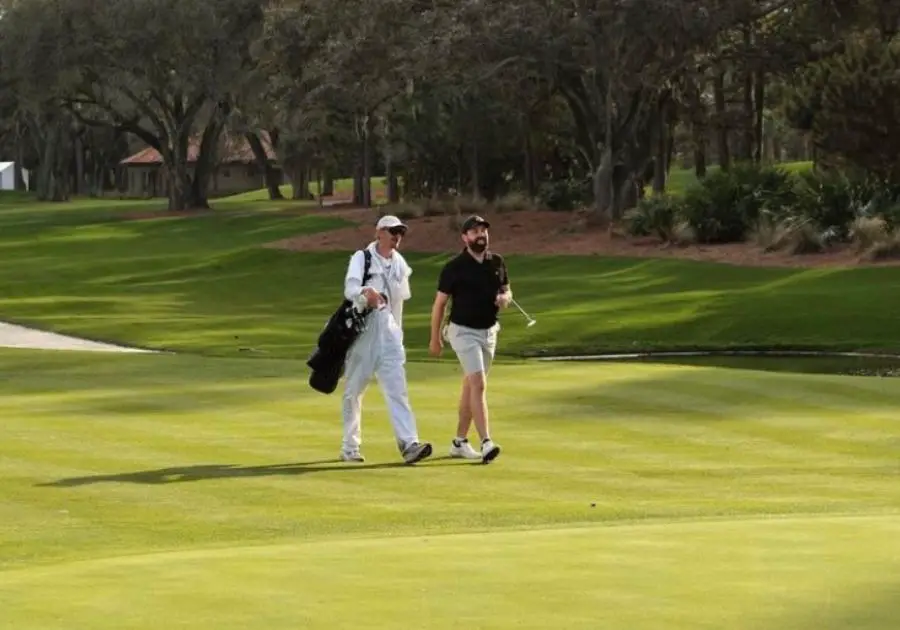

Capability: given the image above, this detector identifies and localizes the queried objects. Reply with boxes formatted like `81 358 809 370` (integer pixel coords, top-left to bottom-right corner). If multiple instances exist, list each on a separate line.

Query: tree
785 29 900 182
1 0 266 210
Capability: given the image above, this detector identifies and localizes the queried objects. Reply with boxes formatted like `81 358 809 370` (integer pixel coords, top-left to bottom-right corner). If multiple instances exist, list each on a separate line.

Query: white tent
0 162 28 191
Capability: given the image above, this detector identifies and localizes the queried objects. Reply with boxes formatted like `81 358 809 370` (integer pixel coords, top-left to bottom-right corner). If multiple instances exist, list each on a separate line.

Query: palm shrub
623 194 681 241
679 163 798 243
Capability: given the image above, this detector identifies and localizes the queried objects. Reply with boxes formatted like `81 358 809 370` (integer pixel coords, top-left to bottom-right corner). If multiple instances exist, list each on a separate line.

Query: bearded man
428 215 511 464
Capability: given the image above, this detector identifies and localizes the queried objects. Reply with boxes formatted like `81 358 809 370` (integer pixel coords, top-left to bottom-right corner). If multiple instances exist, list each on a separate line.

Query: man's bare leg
467 371 490 442
450 375 483 459
468 370 500 462
455 375 472 439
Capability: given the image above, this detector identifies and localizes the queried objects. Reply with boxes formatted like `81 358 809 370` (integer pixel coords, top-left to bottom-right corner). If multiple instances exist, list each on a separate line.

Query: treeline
0 0 897 218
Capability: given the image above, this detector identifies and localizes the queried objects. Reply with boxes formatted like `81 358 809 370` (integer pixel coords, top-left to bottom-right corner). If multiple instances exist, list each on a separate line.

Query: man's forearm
430 302 445 340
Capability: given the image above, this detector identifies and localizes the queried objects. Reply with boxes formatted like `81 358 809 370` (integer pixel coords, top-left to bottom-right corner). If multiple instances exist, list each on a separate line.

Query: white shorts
446 322 499 375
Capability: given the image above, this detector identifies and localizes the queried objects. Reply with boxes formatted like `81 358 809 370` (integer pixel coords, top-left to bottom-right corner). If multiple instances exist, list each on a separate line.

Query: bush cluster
623 163 900 258
383 191 543 223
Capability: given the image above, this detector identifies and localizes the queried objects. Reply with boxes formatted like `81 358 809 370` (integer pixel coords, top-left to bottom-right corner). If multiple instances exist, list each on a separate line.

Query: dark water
622 354 900 377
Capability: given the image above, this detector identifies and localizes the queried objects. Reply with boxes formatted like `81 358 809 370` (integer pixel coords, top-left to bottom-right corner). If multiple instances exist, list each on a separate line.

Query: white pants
341 309 419 451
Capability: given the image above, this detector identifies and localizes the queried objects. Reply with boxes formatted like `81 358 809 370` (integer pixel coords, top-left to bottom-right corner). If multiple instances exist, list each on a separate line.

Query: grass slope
2 196 900 357
1 349 898 628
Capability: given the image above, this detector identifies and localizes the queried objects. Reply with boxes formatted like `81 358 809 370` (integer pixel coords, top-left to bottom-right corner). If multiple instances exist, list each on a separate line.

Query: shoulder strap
362 249 373 285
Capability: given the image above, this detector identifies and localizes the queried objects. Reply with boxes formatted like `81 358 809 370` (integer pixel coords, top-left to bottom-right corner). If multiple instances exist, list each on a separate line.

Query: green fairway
2 196 900 359
3 518 899 630
1 349 898 628
2 192 899 628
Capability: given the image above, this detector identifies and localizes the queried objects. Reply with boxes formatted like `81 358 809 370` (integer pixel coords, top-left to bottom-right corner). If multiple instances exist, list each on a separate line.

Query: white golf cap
375 214 408 231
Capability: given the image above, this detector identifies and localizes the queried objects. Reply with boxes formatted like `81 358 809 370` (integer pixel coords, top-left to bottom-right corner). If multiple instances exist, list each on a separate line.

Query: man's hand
495 291 511 308
361 287 384 308
429 336 443 357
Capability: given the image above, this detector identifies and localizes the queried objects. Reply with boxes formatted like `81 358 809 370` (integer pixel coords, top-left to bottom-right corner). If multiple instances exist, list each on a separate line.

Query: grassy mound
2 195 900 357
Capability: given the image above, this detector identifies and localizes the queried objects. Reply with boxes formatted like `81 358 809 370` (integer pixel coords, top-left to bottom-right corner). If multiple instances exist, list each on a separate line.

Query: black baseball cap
460 214 490 233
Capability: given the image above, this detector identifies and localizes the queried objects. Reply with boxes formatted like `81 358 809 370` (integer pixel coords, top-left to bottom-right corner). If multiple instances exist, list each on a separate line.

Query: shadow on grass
768 582 900 630
37 456 470 487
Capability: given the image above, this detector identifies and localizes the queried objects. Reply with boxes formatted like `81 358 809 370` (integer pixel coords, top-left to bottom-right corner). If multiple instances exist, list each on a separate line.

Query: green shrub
537 177 591 211
679 163 798 243
787 170 900 239
623 195 680 241
494 192 536 213
791 170 863 238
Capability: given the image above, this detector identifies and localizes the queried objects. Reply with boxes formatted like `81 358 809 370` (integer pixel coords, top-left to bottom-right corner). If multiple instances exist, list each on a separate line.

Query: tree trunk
166 165 193 211
652 99 669 194
621 181 639 212
593 150 613 222
694 144 707 179
362 114 374 207
524 124 537 199
285 159 313 200
14 120 28 191
92 162 103 197
14 143 26 191
34 115 70 202
323 171 334 196
768 117 781 162
713 71 730 171
162 126 194 211
741 71 754 162
386 161 399 203
73 134 84 195
188 121 222 210
381 115 399 203
246 132 283 200
687 75 708 179
754 71 765 163
470 136 480 200
352 118 364 205
591 79 617 222
353 164 363 205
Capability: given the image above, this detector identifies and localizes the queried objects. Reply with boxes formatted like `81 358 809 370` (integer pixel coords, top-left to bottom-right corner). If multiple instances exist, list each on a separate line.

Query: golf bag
306 249 373 394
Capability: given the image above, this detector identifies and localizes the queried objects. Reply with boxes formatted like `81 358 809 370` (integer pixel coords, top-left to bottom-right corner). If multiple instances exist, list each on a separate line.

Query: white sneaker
400 441 433 464
339 449 365 463
449 439 482 460
481 439 501 464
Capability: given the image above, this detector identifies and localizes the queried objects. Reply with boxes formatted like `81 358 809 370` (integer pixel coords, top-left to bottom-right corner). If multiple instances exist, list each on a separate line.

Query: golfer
340 214 433 465
428 214 509 463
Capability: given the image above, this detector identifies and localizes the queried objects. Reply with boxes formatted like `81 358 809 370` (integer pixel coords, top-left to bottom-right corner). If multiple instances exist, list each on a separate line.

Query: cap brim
461 220 490 232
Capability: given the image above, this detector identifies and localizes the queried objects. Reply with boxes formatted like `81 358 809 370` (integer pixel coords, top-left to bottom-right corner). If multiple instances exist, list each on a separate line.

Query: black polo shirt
437 249 509 329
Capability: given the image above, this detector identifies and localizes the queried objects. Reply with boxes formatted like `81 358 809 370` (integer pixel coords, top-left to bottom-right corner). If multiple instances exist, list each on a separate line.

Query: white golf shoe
481 439 501 464
449 439 482 460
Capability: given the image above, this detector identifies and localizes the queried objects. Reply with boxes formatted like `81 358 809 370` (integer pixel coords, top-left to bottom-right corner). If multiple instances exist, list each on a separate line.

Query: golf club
511 297 537 327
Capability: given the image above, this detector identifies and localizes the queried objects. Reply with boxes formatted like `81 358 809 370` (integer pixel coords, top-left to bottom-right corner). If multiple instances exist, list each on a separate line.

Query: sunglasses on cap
386 226 406 236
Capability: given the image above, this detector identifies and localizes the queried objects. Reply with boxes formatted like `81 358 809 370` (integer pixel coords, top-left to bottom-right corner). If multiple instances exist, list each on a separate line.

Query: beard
468 237 487 253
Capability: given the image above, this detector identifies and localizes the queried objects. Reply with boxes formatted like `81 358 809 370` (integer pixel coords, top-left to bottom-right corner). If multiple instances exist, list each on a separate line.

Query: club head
526 319 537 327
